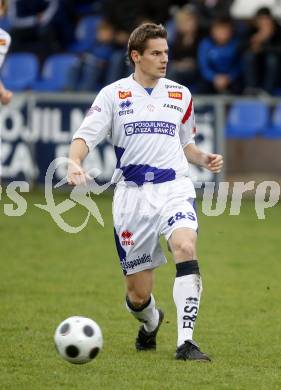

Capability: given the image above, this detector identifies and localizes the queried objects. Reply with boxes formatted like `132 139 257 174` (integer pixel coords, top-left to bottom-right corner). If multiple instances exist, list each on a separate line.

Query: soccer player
0 0 12 105
67 23 223 361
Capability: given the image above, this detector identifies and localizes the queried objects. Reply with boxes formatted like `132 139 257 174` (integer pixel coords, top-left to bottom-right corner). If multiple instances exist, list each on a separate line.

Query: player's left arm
183 143 223 173
180 90 223 173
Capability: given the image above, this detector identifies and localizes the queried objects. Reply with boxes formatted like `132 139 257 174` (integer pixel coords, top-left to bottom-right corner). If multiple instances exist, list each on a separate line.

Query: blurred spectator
103 0 172 33
104 28 131 85
243 7 281 94
65 19 115 92
188 0 234 28
198 16 242 94
97 0 148 86
167 6 205 88
103 0 143 33
74 0 105 16
8 0 75 59
231 0 281 19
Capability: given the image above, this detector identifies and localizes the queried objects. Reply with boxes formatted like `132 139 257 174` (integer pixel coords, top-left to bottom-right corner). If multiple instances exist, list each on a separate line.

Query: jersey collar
129 74 163 96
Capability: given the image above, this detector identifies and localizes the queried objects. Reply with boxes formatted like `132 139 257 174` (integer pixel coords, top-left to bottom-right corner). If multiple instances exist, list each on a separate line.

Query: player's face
137 38 168 79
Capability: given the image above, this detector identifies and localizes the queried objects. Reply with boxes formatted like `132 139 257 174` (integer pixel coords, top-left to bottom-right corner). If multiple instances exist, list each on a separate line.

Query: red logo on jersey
119 91 132 99
121 231 134 246
168 91 182 100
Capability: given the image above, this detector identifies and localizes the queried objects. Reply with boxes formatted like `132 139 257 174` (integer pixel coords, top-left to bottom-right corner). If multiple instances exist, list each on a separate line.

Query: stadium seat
261 104 281 138
225 100 270 138
32 54 79 92
68 15 101 53
1 53 39 91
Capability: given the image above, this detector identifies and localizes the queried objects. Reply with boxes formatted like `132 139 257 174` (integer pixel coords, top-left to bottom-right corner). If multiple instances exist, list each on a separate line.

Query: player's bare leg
125 269 164 351
126 269 154 308
168 227 211 361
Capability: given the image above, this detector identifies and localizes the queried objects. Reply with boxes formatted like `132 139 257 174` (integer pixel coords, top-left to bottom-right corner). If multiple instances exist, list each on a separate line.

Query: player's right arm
0 80 12 105
67 86 113 186
67 138 90 185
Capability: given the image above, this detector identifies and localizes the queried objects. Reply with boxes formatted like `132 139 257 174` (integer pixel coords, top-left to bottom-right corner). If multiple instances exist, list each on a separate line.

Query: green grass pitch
0 190 280 389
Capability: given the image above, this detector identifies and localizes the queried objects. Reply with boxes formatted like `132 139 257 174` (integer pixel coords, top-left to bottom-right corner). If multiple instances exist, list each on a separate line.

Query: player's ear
131 50 140 64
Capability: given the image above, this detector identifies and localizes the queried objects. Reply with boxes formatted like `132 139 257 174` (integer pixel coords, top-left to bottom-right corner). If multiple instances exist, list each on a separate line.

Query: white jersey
73 74 196 186
0 28 11 68
0 27 11 178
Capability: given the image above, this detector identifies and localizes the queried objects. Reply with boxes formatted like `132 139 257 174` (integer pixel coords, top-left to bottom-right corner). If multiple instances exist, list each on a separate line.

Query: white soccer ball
54 316 103 364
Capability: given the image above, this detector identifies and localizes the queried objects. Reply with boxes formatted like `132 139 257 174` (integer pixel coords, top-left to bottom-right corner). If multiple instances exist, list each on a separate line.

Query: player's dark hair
127 23 167 67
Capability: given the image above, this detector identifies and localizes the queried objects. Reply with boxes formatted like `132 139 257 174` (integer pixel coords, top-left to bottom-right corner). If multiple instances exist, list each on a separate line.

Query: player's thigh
168 227 198 263
125 269 154 302
161 192 198 261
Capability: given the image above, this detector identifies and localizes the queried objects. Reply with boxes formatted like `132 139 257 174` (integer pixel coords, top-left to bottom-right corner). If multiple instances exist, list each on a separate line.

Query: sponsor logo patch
124 121 176 136
163 103 183 113
165 84 183 89
168 91 182 100
86 105 101 116
119 100 132 109
119 109 134 116
121 230 134 246
147 104 155 112
119 100 134 116
167 211 196 227
119 91 132 99
120 253 152 271
0 39 7 46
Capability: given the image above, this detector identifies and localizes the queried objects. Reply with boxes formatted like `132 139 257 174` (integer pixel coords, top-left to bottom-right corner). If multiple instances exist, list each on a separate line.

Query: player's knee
173 241 195 260
127 291 150 309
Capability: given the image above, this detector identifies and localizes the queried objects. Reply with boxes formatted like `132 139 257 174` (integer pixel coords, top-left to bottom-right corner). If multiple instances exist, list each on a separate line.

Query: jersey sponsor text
124 121 176 136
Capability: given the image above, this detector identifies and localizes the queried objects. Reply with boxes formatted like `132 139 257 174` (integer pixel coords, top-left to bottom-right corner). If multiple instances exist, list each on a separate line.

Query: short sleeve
72 87 113 151
179 93 196 149
0 29 11 68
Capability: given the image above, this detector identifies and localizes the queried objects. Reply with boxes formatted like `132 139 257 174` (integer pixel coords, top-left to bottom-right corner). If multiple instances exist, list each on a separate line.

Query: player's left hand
204 153 223 173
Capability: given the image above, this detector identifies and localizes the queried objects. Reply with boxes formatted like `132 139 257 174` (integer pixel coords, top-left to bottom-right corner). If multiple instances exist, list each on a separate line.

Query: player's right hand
0 89 13 105
67 163 91 186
